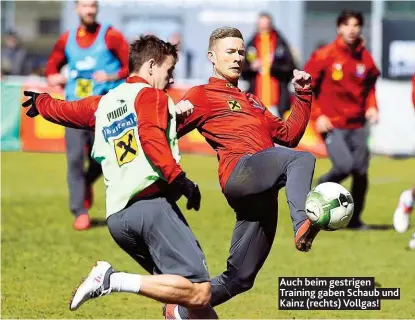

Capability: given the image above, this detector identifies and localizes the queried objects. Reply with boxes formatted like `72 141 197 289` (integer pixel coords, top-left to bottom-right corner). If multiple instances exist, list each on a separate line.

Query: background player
45 0 129 230
23 35 218 319
164 27 316 319
393 73 415 235
304 10 380 230
241 12 296 117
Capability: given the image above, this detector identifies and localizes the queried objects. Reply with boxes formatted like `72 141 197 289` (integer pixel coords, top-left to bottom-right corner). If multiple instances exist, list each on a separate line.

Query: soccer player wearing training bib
45 0 129 230
164 27 316 319
23 35 217 319
304 10 380 230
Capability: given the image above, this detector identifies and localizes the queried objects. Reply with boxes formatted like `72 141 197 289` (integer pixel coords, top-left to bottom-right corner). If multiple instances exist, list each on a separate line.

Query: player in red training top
46 0 130 230
164 26 317 318
304 11 380 230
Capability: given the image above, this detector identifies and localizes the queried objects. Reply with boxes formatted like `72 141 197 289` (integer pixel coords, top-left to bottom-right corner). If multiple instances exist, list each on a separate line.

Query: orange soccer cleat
73 213 91 231
294 219 320 252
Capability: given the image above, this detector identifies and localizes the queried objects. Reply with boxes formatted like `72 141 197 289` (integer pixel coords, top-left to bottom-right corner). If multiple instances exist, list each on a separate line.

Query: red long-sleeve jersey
177 77 312 189
35 76 182 184
304 36 380 129
45 23 129 79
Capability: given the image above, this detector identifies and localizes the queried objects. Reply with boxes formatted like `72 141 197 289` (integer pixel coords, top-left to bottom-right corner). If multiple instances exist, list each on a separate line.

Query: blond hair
208 27 244 50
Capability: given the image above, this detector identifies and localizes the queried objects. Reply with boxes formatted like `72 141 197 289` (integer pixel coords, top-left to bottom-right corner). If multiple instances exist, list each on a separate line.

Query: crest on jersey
75 79 93 98
114 129 138 166
356 63 366 78
331 63 343 81
226 83 235 88
227 100 242 111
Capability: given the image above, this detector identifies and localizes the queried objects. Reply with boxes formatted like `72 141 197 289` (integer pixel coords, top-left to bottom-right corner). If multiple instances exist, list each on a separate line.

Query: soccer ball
305 182 354 230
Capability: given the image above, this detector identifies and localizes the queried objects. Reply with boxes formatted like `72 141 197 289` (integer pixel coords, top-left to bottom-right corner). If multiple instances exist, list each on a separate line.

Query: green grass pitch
2 151 415 318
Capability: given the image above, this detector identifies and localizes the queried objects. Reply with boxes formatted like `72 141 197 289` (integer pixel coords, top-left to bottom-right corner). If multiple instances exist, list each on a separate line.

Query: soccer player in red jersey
46 0 129 230
304 11 380 230
164 26 318 318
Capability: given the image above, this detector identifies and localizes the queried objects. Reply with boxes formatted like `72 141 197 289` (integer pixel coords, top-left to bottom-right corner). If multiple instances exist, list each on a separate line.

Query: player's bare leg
139 275 211 308
70 261 213 313
393 184 415 233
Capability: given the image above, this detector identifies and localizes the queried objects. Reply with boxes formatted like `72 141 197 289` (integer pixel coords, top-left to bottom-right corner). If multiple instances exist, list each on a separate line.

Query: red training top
304 36 380 129
177 77 312 189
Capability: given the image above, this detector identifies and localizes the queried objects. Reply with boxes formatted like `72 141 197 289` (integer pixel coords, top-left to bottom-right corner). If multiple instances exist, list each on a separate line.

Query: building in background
1 0 62 76
2 0 415 79
1 0 415 157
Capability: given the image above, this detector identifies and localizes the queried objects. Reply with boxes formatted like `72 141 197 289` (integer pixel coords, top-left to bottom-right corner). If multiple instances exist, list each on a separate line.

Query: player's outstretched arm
266 70 313 147
21 91 99 130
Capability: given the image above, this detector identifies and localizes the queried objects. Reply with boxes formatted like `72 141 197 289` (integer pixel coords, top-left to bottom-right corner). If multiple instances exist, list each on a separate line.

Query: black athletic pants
210 146 316 306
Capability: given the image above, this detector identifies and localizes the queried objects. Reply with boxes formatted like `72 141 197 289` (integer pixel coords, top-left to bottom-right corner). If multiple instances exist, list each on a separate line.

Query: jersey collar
126 76 150 85
208 77 241 92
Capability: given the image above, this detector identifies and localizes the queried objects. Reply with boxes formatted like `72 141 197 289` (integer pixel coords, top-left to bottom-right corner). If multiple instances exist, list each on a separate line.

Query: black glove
22 91 41 118
172 172 201 211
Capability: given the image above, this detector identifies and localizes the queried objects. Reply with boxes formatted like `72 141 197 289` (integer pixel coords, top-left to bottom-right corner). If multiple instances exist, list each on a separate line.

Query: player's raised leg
224 146 318 251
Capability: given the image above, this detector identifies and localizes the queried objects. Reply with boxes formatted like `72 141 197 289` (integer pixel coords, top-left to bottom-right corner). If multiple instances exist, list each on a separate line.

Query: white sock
110 272 141 294
174 305 183 320
400 190 414 208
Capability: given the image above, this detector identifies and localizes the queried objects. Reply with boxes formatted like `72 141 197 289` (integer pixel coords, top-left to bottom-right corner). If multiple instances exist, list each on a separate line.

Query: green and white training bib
91 82 180 218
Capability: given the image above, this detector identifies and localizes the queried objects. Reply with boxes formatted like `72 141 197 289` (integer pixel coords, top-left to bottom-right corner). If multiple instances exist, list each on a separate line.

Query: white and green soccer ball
305 182 354 231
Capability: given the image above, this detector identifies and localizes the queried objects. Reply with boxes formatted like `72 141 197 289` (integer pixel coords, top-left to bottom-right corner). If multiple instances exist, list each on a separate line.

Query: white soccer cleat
393 207 411 233
69 261 115 311
409 233 415 250
393 190 414 234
